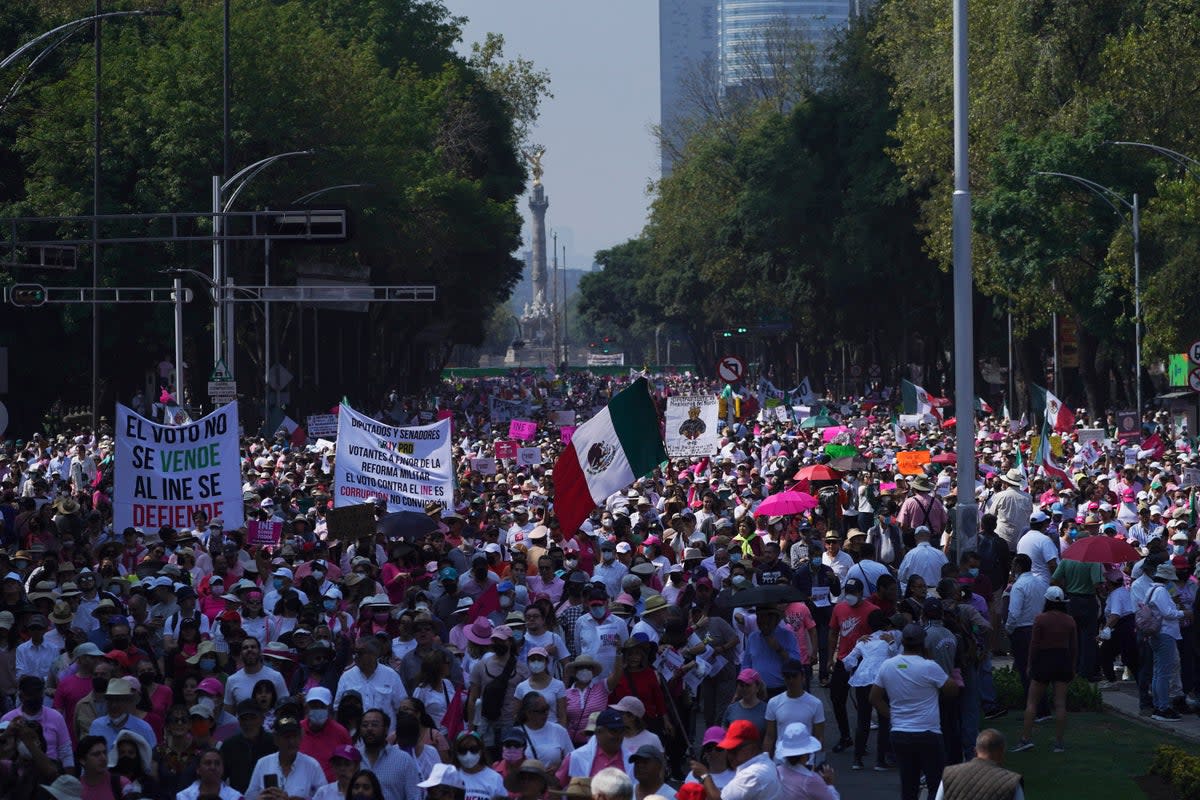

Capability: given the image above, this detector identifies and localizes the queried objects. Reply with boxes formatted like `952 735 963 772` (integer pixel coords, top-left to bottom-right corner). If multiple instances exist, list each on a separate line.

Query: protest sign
898 414 922 428
516 447 542 466
333 403 453 513
488 396 524 424
896 450 931 475
552 410 575 427
1077 428 1106 449
1116 411 1139 441
560 426 576 444
325 504 377 540
509 419 537 441
114 403 243 532
665 394 719 457
469 457 497 475
248 520 282 547
495 440 518 459
1180 468 1200 489
306 414 338 439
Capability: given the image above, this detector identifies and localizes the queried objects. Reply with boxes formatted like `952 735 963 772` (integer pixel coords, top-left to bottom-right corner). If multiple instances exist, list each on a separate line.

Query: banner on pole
114 403 243 532
333 403 453 512
665 394 719 457
495 440 518 459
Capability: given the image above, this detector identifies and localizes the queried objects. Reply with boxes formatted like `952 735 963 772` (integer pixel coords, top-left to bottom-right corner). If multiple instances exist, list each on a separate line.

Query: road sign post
716 355 747 383
1189 340 1200 365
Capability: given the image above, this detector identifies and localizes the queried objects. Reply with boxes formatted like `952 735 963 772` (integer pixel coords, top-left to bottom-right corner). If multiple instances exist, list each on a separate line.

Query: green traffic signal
10 284 47 307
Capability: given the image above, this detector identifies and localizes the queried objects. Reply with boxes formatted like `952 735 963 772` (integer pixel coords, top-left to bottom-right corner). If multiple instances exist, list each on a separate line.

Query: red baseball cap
717 719 761 750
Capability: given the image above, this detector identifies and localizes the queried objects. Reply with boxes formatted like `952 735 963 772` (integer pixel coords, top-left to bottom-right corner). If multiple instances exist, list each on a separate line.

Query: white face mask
308 708 329 727
576 669 594 684
529 659 547 673
458 751 481 769
845 595 860 607
565 559 579 569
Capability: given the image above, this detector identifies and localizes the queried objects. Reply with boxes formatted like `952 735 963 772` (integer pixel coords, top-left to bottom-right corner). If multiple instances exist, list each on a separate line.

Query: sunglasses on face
457 746 481 754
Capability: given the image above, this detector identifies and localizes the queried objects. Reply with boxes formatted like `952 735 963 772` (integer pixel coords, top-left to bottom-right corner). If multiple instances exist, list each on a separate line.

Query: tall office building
659 0 856 173
659 0 719 176
717 0 852 89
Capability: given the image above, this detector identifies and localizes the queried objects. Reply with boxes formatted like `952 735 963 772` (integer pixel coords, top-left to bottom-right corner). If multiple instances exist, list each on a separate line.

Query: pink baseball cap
197 677 223 696
702 726 726 747
737 668 761 684
331 745 361 763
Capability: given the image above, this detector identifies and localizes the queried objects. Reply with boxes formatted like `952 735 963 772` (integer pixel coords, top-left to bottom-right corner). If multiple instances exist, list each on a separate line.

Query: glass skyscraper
717 0 852 90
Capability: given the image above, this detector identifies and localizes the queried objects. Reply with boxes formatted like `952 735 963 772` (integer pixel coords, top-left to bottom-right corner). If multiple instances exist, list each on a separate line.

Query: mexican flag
553 378 667 537
1031 418 1075 489
976 396 994 415
901 379 933 416
1030 384 1075 433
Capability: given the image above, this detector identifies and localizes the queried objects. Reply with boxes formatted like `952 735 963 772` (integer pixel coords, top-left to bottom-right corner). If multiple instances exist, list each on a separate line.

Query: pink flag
509 419 537 441
822 426 848 443
560 425 577 444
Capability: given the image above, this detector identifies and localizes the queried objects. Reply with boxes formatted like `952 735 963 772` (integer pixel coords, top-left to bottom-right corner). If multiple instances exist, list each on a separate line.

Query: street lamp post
951 0 977 556
1034 171 1141 420
262 182 370 427
212 150 314 381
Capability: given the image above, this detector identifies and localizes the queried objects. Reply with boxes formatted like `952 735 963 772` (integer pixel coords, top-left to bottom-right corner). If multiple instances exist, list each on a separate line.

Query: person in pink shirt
3 676 74 768
53 644 105 741
783 602 817 668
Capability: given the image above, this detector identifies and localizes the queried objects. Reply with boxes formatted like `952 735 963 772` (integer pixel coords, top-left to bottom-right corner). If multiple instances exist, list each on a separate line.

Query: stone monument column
527 150 549 312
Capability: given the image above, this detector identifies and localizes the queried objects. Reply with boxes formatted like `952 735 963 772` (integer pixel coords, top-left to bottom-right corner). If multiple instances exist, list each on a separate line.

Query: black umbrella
717 583 802 609
377 511 438 542
830 454 871 472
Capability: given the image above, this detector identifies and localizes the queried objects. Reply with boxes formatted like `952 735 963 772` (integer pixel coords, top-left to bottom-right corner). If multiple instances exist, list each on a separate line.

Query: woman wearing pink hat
721 668 767 739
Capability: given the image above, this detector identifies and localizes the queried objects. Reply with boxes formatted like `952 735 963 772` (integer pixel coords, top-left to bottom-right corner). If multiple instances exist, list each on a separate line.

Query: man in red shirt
299 685 351 781
828 578 878 753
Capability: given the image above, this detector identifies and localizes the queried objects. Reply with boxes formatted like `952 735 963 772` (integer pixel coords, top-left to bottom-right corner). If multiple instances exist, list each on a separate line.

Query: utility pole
551 231 559 367
92 0 101 427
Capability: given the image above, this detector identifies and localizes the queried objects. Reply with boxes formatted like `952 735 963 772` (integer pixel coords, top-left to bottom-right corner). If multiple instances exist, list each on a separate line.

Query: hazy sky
446 1 661 268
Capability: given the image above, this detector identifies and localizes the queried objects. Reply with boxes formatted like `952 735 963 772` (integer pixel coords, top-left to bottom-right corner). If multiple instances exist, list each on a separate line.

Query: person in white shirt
178 747 243 800
845 542 891 596
224 638 289 709
312 745 361 800
1004 554 1047 699
574 590 629 679
1015 512 1059 583
843 611 901 769
335 637 408 721
870 624 958 800
1147 562 1189 721
763 660 825 756
821 533 855 599
687 719 781 800
14 615 58 680
1098 568 1136 688
245 716 326 800
897 526 948 594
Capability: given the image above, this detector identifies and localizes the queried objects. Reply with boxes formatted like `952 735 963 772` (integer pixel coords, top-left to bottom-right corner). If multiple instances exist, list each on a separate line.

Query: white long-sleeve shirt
1005 573 1048 634
897 542 948 593
1147 584 1185 640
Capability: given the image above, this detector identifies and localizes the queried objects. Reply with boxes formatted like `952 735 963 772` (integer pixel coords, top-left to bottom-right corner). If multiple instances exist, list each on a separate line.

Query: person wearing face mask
554 574 589 659
688 720 780 800
492 726 528 790
108 728 157 798
298 686 351 782
593 543 628 600
1 675 73 767
450 729 506 800
263 568 303 617
514 648 568 724
88 677 157 748
826 579 877 755
574 589 629 680
562 655 613 745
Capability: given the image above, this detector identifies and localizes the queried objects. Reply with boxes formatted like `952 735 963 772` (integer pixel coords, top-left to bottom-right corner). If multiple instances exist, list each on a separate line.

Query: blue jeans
960 662 981 761
1152 632 1180 710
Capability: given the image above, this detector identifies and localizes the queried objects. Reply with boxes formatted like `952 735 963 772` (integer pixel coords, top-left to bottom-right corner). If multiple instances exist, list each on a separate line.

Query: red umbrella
793 464 841 482
931 452 957 464
1061 536 1141 564
753 490 819 517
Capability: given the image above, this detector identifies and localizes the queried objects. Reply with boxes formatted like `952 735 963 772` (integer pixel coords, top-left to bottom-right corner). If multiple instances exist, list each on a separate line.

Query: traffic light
9 284 47 307
736 326 748 334
722 331 733 338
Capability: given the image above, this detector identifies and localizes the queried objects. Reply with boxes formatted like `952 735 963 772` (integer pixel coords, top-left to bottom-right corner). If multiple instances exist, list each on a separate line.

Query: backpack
480 655 517 721
1135 586 1164 637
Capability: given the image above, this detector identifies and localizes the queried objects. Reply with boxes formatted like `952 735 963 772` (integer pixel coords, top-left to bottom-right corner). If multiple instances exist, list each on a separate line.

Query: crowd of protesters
0 370 1195 800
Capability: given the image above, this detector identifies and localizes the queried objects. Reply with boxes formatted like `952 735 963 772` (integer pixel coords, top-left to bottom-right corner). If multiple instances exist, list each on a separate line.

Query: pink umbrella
754 490 819 517
931 452 957 464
